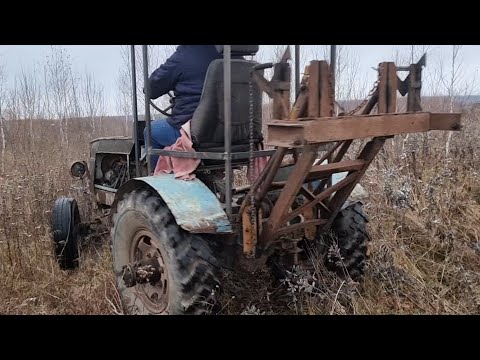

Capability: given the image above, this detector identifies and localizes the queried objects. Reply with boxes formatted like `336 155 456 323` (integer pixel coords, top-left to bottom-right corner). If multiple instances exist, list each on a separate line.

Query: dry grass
0 117 125 314
1 108 480 315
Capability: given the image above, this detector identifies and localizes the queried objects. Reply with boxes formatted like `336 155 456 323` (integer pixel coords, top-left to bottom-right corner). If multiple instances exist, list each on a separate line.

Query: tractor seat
190 45 264 164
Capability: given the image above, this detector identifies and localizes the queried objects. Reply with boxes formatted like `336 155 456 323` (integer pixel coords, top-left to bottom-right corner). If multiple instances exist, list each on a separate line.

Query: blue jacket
148 45 222 129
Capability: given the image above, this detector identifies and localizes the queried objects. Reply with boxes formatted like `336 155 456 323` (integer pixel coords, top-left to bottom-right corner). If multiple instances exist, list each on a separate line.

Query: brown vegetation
1 106 479 314
1 45 479 315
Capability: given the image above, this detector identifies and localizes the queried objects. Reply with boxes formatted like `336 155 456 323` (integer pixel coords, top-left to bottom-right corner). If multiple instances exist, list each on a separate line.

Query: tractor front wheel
52 197 81 270
111 190 220 315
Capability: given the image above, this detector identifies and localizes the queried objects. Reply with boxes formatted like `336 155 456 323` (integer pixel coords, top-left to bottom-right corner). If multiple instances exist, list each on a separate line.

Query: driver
145 45 222 167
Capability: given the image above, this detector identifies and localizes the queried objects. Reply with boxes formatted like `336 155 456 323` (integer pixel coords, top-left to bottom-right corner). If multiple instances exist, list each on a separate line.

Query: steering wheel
150 91 175 117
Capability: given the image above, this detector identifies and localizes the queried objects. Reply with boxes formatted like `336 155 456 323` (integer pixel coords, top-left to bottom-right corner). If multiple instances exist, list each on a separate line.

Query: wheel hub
122 229 170 313
122 257 163 288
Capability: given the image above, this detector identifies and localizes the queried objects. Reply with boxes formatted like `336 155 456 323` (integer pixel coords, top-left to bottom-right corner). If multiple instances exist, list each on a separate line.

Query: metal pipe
142 45 152 175
328 45 337 182
295 45 300 97
130 45 140 177
330 45 337 109
223 45 232 218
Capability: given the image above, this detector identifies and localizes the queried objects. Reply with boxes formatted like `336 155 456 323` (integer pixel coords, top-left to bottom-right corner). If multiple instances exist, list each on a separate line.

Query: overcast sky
1 45 479 115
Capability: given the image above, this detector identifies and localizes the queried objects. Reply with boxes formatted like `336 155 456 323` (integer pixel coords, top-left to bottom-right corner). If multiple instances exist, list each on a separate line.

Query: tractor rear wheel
323 202 371 280
52 197 81 270
111 190 221 315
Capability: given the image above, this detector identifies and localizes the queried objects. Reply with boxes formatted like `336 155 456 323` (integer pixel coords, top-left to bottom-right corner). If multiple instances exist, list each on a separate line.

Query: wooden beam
272 62 291 119
242 209 257 258
275 219 328 237
308 159 366 179
378 63 388 114
324 137 386 229
308 61 320 117
387 63 398 113
290 91 308 120
266 112 462 147
300 186 331 214
430 113 463 131
283 172 358 224
260 145 319 246
313 140 343 166
378 62 397 113
319 61 333 117
407 63 422 112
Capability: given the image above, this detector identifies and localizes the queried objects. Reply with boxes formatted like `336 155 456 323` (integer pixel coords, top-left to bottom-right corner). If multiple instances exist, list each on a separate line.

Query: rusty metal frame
240 56 462 257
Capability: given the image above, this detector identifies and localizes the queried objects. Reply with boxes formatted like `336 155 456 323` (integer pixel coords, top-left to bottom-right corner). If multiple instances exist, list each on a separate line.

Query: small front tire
52 197 81 270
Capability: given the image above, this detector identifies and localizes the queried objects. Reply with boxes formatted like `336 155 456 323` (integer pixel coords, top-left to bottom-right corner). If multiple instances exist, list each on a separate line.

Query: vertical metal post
142 45 152 175
130 45 140 177
223 45 232 218
295 45 300 98
328 45 337 186
330 45 337 111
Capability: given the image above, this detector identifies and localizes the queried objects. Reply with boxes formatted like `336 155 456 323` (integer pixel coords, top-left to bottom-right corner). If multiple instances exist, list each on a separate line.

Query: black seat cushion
190 59 263 152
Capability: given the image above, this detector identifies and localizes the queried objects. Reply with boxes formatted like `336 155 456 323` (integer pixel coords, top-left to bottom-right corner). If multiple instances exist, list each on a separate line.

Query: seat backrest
190 46 263 151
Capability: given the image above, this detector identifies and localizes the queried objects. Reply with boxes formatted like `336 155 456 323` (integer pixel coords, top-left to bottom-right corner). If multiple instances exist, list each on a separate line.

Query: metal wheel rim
130 228 169 313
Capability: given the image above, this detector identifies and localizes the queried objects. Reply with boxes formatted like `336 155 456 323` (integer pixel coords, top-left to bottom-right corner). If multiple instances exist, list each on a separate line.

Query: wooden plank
308 159 366 178
407 63 423 112
265 126 306 148
387 63 398 113
275 219 328 237
378 63 388 113
304 113 425 141
242 209 256 258
237 147 288 220
290 66 310 120
266 112 462 147
430 113 462 131
283 172 358 224
313 141 343 166
300 186 331 214
324 138 385 229
303 183 317 240
333 140 351 162
260 145 319 246
308 61 320 117
272 62 291 120
290 91 308 120
319 61 333 117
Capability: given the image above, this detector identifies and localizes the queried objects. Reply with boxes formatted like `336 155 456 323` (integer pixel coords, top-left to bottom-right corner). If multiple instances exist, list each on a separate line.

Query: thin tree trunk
0 115 6 175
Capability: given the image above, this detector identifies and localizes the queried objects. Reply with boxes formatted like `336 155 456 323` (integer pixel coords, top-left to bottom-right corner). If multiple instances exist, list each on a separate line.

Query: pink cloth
154 125 200 181
154 120 269 182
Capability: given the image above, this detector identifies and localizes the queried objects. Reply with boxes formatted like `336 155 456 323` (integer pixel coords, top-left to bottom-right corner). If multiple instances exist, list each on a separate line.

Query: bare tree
436 45 476 157
116 45 178 122
81 70 106 134
5 78 20 121
0 61 6 174
116 45 133 119
17 66 43 120
15 66 46 147
43 46 78 145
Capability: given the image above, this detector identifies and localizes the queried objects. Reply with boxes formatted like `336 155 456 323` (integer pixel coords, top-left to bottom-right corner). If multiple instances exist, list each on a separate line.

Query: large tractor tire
324 202 371 280
111 190 221 315
52 197 81 270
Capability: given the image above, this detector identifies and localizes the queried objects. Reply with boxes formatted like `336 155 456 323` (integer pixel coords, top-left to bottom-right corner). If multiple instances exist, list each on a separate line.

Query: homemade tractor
52 45 462 314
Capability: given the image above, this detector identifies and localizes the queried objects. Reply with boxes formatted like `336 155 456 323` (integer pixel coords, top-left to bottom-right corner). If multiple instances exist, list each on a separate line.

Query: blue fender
114 174 232 234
